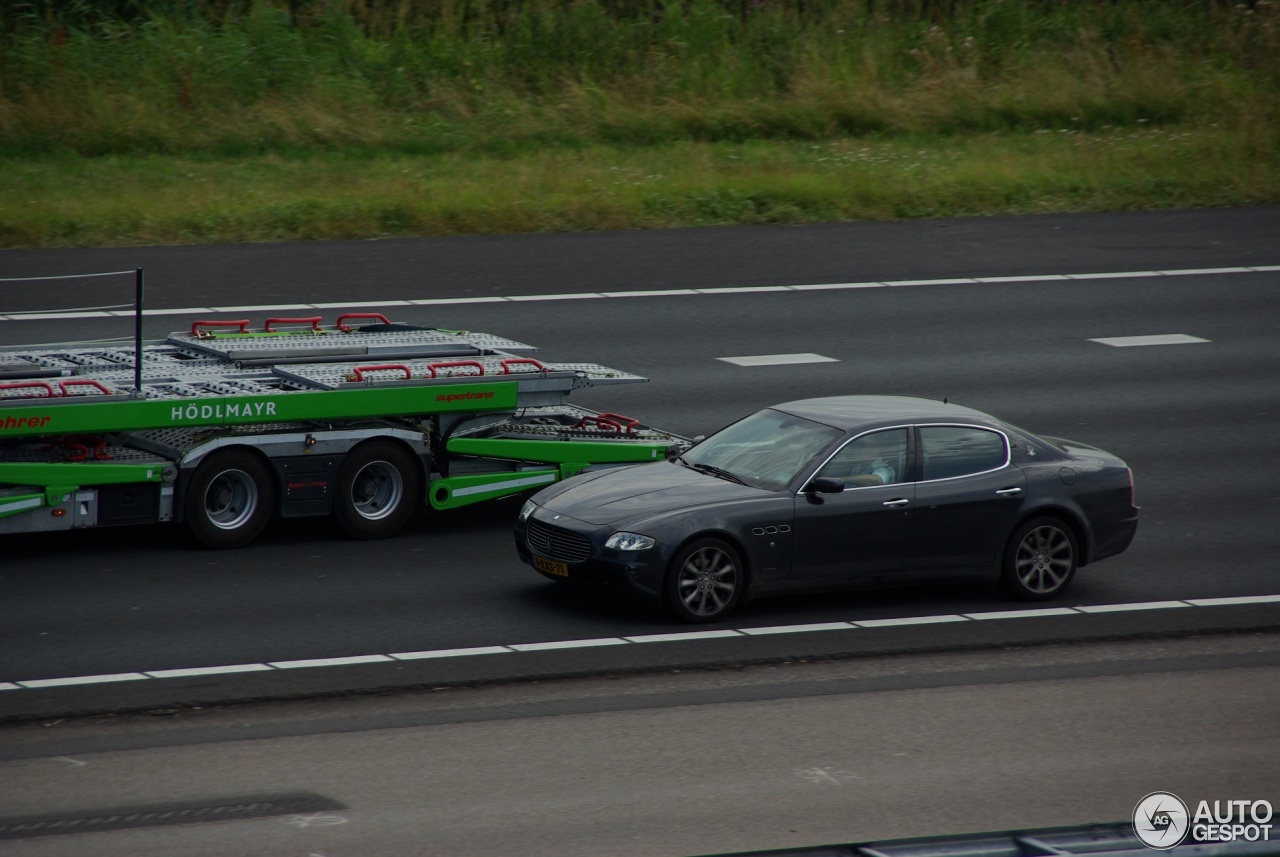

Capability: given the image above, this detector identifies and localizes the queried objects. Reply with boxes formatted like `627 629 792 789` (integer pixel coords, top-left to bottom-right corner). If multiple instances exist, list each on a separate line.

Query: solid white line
854 615 969 627
18 673 150 689
507 293 605 302
1 265 1274 323
603 289 700 298
214 304 316 313
1185 595 1280 607
624 630 744 643
269 655 394 669
890 278 976 286
407 296 510 305
1074 601 1190 613
695 286 793 294
964 608 1081 620
390 646 512 660
974 275 1069 283
509 638 629 652
789 281 883 291
6 597 1277 689
739 622 858 635
145 664 274 678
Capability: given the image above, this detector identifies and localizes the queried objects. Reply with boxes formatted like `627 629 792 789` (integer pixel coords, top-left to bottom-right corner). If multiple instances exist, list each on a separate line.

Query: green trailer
0 313 687 547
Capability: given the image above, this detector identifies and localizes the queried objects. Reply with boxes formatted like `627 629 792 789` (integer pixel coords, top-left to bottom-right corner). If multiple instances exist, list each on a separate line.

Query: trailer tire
185 450 276 549
333 440 422 540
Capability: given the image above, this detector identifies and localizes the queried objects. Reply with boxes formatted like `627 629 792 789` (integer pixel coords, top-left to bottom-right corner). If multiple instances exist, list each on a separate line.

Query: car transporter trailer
0 273 686 548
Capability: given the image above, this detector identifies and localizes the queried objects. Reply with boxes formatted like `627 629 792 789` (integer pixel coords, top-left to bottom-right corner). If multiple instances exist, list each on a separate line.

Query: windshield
680 408 843 491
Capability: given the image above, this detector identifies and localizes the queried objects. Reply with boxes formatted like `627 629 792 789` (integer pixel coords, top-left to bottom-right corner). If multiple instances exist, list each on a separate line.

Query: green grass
1 0 1278 248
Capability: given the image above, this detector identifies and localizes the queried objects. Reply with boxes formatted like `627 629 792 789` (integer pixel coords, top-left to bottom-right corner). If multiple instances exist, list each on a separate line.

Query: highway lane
1 209 1278 715
0 633 1277 857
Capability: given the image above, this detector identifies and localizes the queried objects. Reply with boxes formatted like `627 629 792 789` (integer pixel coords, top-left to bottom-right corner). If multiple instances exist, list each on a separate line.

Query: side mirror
807 476 845 494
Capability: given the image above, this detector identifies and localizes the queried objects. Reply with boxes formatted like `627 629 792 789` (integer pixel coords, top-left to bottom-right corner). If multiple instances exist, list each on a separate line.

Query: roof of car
771 395 998 429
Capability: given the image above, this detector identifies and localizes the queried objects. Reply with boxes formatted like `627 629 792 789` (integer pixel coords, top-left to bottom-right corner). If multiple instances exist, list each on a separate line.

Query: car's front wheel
665 538 744 623
1001 517 1077 600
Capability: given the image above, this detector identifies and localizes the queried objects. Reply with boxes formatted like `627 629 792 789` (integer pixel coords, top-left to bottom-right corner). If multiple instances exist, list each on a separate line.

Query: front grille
526 519 593 563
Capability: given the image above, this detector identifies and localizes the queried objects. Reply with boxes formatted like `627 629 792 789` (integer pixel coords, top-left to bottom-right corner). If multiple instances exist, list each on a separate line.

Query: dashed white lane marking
854 615 968 627
389 646 510 660
1090 334 1211 347
2 265 1276 322
509 638 628 652
1075 601 1189 613
8 596 1278 690
145 664 276 679
18 673 149 689
269 655 394 670
718 353 839 367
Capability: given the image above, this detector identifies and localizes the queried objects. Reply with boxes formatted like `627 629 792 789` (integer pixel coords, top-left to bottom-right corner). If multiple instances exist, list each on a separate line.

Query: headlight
605 531 655 551
519 500 537 522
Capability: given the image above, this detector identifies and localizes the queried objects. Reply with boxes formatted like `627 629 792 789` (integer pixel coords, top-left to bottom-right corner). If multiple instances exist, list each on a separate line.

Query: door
910 425 1027 575
790 428 914 581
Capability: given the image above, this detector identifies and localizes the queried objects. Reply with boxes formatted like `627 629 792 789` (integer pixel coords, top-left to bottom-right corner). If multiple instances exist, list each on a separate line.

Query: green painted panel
0 382 518 439
0 461 168 488
428 469 559 510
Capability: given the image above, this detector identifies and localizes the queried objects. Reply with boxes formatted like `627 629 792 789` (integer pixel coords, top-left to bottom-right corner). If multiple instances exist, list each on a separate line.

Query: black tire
184 450 275 549
665 538 745 623
1001 516 1078 600
333 440 422 540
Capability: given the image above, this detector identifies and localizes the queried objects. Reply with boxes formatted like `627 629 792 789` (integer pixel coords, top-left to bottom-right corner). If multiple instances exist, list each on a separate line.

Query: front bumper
514 513 666 600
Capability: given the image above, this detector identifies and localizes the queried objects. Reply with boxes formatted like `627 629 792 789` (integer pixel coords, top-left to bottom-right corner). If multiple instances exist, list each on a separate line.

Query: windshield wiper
685 461 747 485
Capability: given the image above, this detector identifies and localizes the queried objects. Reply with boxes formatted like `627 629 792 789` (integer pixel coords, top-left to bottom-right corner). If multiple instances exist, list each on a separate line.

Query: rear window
920 426 1008 480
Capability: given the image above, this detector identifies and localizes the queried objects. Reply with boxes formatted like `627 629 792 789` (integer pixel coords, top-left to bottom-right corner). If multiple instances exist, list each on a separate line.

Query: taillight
1127 468 1135 506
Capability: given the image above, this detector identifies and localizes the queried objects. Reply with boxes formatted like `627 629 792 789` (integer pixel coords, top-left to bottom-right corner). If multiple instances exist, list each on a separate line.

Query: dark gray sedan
514 396 1138 623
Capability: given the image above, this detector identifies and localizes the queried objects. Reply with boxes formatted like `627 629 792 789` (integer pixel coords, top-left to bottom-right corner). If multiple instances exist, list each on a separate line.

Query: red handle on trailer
348 364 412 382
0 381 55 398
264 316 323 333
336 313 392 332
425 360 486 378
57 379 112 397
572 412 641 434
597 412 641 434
499 358 546 374
573 415 624 433
191 319 250 337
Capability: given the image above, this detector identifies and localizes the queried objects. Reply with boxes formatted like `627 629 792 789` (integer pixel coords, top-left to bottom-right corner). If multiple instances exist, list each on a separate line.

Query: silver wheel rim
675 546 738 617
349 460 404 521
1014 525 1073 594
204 469 258 531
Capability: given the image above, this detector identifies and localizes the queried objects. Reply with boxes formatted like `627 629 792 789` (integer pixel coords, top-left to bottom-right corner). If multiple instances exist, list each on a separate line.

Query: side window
818 428 908 487
920 426 1008 481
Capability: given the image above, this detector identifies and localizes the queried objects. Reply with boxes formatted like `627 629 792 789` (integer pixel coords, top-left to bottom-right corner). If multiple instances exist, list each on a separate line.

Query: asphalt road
0 633 1277 857
1 207 1278 718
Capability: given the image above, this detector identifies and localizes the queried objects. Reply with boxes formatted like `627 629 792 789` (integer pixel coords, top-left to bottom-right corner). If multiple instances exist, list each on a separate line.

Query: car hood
540 461 765 525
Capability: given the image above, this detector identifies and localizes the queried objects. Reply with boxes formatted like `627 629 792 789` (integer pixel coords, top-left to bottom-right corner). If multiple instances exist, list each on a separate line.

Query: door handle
995 487 1022 496
882 498 910 507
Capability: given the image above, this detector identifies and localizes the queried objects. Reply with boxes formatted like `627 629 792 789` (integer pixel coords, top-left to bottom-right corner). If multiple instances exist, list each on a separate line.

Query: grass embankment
1 0 1277 248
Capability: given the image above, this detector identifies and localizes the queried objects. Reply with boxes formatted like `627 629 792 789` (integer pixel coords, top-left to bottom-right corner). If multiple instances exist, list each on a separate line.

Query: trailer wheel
333 440 422 540
185 450 275 549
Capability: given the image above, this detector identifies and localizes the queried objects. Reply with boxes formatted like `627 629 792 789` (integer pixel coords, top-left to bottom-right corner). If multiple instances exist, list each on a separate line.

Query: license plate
534 556 569 578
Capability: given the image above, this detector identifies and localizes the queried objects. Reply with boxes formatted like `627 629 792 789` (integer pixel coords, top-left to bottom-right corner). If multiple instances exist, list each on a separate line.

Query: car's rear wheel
665 538 744 623
1001 517 1077 600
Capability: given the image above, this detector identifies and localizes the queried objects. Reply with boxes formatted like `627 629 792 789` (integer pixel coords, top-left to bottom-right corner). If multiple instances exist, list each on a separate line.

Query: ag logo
1134 791 1191 849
